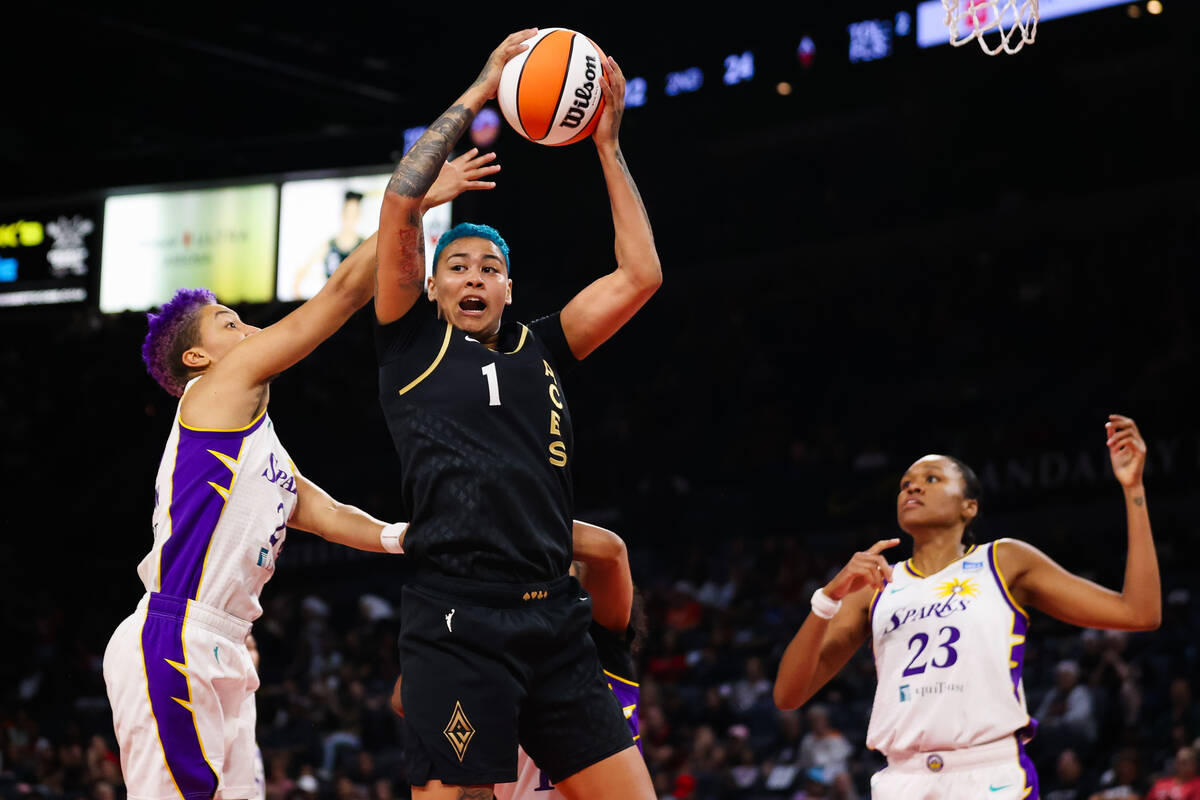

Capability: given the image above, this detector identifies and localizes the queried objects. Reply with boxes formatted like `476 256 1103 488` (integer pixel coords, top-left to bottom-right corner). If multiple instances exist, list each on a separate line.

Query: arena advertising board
276 171 451 302
0 201 100 307
916 0 1128 48
100 184 278 313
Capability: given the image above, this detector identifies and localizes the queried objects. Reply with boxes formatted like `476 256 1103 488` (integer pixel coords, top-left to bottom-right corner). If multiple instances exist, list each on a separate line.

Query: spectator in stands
1154 681 1200 759
1090 748 1147 800
1146 747 1200 800
726 656 772 715
798 705 853 785
1039 660 1099 751
1045 749 1093 800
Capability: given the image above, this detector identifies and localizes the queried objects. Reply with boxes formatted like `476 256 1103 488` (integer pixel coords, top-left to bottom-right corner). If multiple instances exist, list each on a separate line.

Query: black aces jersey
376 303 577 583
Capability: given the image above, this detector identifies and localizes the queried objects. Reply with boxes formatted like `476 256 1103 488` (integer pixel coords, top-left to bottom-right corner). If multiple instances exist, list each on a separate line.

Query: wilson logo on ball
497 28 607 147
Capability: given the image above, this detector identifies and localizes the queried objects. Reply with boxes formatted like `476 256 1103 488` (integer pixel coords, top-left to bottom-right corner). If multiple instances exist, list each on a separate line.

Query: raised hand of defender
424 149 501 209
1106 414 1147 488
471 28 537 99
594 56 626 149
824 539 899 601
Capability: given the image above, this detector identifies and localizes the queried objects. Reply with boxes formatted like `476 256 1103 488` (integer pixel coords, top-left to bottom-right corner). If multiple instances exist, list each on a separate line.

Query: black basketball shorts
397 572 635 787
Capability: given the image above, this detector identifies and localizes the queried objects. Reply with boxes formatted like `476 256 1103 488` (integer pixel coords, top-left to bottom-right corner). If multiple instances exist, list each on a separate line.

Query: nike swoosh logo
889 585 909 594
989 785 1012 792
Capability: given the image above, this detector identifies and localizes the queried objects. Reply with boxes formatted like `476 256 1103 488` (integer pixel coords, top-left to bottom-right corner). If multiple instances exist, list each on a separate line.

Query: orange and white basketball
497 28 607 146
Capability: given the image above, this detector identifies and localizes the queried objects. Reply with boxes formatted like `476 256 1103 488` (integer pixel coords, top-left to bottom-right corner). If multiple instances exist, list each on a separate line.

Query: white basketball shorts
871 736 1039 800
104 593 258 800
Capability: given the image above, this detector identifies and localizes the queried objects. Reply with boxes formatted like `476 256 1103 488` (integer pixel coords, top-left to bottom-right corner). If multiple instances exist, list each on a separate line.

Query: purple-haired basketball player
101 153 497 800
774 415 1161 800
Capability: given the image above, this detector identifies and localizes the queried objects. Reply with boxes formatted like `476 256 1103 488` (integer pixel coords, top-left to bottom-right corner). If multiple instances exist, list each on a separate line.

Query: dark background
2 2 1198 798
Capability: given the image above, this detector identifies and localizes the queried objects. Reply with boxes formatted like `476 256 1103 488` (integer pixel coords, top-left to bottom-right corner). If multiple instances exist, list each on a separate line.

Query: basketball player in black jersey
389 521 644 800
374 30 660 800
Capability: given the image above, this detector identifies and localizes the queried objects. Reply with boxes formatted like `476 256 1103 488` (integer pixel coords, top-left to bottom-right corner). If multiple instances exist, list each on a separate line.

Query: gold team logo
926 754 945 772
934 577 979 600
522 589 549 601
443 701 475 762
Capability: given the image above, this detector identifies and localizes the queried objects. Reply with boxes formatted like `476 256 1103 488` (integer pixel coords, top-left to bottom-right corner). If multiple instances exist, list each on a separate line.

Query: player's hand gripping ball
497 28 607 146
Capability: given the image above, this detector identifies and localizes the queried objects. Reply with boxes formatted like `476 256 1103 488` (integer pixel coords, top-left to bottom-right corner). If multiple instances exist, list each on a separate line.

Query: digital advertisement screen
0 202 100 307
276 172 451 302
100 184 278 313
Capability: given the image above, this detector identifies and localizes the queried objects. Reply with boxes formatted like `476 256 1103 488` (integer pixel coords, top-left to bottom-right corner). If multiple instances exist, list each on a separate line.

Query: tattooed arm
559 55 663 359
375 28 535 325
999 415 1160 631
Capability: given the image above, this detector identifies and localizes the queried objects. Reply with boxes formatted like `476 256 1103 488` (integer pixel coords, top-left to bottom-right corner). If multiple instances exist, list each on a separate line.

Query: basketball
497 28 608 146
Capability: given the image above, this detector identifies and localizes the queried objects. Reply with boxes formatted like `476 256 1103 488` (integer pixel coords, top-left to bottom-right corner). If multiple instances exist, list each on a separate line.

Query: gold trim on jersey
398 322 453 396
990 540 1030 621
504 324 530 355
603 669 640 688
179 408 267 433
904 543 978 580
868 585 884 624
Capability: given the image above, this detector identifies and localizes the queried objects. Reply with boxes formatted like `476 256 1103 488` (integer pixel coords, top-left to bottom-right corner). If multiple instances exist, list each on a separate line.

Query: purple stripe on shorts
159 428 244 598
141 599 218 800
1017 737 1040 798
607 677 641 753
987 544 1029 701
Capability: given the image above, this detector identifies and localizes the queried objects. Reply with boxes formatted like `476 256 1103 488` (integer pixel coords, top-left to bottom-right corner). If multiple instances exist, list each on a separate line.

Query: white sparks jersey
136 380 299 622
865 542 1034 756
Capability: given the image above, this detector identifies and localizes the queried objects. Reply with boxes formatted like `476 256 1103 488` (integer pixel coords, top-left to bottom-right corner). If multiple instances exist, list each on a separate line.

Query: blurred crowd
2 95 1198 800
4 512 1199 800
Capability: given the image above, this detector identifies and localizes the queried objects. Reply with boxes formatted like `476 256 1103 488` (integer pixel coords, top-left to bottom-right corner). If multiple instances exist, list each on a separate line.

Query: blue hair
432 223 510 273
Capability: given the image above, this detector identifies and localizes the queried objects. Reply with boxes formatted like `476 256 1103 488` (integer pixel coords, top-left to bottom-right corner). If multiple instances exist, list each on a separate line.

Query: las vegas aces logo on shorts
444 701 476 762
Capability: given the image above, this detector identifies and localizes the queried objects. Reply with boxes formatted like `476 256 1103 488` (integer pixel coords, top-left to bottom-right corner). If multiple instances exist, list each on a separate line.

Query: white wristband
811 588 842 620
380 522 408 554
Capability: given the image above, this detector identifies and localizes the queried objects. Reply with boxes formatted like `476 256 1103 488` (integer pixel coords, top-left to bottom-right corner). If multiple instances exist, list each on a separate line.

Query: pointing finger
867 538 902 555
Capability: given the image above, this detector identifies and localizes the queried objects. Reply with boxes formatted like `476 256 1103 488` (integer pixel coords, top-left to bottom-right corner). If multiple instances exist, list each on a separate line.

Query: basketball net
942 0 1039 55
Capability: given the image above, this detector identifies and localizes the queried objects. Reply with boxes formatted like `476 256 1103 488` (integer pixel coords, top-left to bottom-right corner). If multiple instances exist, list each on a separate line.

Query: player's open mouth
459 297 487 314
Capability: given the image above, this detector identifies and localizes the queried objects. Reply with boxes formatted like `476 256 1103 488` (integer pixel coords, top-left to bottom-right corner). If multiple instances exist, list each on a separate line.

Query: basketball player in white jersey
102 154 497 800
774 415 1160 800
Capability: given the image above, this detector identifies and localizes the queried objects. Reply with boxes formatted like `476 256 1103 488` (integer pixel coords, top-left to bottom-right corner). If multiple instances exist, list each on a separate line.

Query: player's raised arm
571 520 634 632
180 231 380 428
376 29 534 325
559 55 663 360
774 539 897 710
999 415 1161 631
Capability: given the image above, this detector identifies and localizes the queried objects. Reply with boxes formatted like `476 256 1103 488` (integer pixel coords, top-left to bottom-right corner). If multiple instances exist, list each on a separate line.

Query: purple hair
142 288 217 397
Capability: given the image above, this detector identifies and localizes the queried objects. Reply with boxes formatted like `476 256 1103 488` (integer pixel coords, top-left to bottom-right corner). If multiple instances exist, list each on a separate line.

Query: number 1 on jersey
481 362 501 406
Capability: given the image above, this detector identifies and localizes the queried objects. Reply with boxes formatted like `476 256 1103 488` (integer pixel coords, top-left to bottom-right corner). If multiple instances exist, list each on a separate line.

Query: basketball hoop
942 0 1039 55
